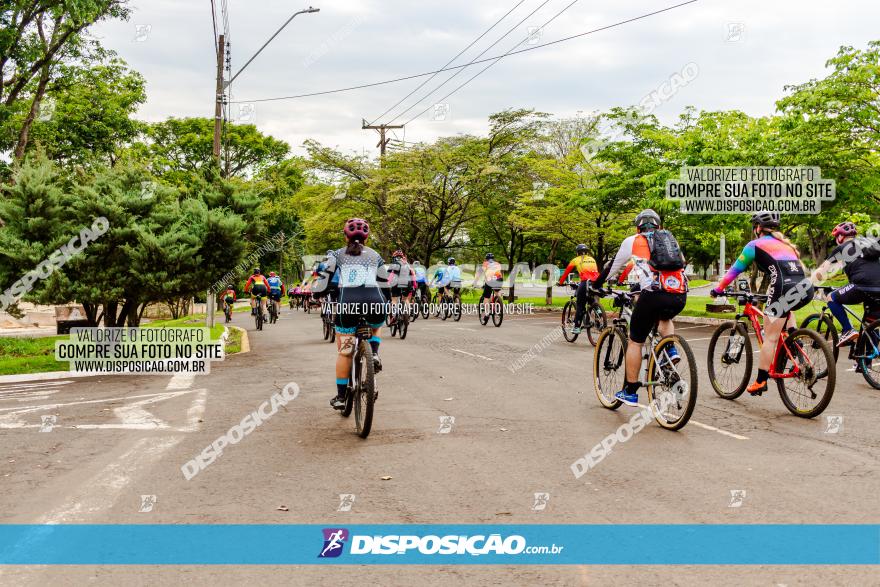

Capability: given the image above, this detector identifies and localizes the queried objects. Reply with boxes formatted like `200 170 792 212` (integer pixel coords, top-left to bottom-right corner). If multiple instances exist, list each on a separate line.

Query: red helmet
832 222 857 240
392 249 406 261
343 218 369 241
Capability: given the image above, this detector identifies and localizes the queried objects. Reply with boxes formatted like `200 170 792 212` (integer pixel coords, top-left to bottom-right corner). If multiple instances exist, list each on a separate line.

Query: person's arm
558 260 575 285
595 237 633 287
715 241 756 292
244 276 253 293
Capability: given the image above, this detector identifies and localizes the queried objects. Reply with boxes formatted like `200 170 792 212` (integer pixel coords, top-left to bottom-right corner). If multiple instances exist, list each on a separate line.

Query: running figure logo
318 528 349 558
531 492 550 511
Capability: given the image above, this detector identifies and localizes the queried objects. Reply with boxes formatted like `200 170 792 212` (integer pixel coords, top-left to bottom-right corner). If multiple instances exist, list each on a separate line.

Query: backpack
646 230 685 271
853 236 880 261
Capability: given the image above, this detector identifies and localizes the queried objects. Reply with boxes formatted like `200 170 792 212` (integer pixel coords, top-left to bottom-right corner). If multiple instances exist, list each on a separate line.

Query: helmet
485 253 495 260
634 209 661 231
832 221 857 240
253 268 261 275
447 257 456 265
269 271 276 277
750 210 780 229
326 249 333 256
392 249 406 261
576 243 588 254
413 260 421 266
343 218 370 241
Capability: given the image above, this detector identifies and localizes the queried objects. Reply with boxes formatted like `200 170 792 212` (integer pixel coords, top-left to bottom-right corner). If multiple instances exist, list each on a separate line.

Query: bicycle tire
354 339 376 438
593 327 626 410
585 304 607 347
561 301 579 343
399 312 409 340
439 296 449 321
452 295 462 321
492 295 503 327
646 334 698 431
707 321 752 399
255 310 263 331
421 300 430 319
856 318 880 389
775 328 836 418
801 313 839 362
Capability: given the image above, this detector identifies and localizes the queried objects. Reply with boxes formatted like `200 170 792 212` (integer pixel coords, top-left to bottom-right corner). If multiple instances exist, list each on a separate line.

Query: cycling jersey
481 261 503 285
559 254 599 283
267 276 285 294
414 266 427 284
330 246 387 332
601 234 686 293
446 265 462 285
223 290 236 302
433 267 448 287
245 274 269 295
828 240 880 292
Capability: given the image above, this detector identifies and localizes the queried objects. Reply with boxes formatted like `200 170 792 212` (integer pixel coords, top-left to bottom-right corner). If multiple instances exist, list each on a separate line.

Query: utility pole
362 120 404 157
207 33 225 330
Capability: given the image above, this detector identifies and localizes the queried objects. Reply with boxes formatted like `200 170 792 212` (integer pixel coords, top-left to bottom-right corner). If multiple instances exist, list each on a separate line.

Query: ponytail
345 239 364 256
767 229 800 257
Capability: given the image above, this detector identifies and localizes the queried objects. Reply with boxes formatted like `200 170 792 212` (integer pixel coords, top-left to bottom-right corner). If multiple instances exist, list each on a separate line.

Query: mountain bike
478 288 503 327
339 319 377 438
561 283 607 346
321 299 336 342
223 301 233 323
268 297 278 324
592 289 697 431
802 286 880 389
707 290 836 418
252 295 266 331
388 299 410 340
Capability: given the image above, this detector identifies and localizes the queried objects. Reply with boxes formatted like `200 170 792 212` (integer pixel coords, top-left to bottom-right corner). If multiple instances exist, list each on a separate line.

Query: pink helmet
831 221 857 240
344 218 369 242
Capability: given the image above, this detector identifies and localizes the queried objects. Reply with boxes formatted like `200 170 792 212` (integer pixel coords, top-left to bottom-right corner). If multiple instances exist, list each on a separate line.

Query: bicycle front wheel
585 304 607 347
492 296 503 327
774 328 836 418
561 301 578 342
593 327 626 410
707 321 752 399
801 313 839 362
353 339 376 438
856 319 880 389
452 295 462 322
647 334 698 431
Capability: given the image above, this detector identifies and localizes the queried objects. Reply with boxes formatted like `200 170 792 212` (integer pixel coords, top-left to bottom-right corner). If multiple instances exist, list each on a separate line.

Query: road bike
707 290 836 418
339 318 377 438
478 288 503 327
801 286 880 389
561 283 607 346
592 289 697 431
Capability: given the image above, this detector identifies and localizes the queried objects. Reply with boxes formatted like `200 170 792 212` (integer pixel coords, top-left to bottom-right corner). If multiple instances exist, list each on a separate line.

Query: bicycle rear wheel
856 319 880 389
255 303 263 330
647 334 698 431
593 327 626 410
707 321 752 399
585 304 607 347
775 328 836 418
399 311 409 340
561 301 579 342
492 295 503 327
353 339 376 438
801 313 839 362
452 295 462 321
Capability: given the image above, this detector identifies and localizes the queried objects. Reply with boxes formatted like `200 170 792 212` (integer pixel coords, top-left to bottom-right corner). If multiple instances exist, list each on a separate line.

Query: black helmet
485 253 494 260
447 257 456 264
750 210 780 229
634 209 661 231
253 268 261 275
576 244 588 254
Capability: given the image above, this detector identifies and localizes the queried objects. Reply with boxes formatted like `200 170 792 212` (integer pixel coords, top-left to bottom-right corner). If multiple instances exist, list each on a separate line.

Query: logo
318 528 349 558
728 489 746 508
531 492 550 511
337 494 355 512
139 494 157 512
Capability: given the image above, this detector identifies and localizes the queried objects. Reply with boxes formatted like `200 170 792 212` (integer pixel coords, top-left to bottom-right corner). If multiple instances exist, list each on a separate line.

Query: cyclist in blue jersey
266 272 285 316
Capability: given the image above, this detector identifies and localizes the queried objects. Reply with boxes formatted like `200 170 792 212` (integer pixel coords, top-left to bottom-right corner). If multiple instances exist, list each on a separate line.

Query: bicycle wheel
707 321 752 399
353 339 376 438
593 327 626 410
431 292 441 317
585 304 607 347
452 295 462 321
224 307 231 323
255 308 263 331
421 298 430 319
478 299 489 326
774 328 836 418
801 313 839 361
646 334 698 431
323 318 331 341
439 296 449 321
856 319 880 389
399 311 409 340
270 304 277 324
561 301 579 343
492 295 503 327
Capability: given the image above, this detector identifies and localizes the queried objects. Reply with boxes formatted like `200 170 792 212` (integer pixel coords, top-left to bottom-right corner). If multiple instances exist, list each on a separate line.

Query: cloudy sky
92 0 879 157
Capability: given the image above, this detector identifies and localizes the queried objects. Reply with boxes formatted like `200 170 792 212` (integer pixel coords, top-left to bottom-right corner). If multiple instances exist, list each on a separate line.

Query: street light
225 6 320 87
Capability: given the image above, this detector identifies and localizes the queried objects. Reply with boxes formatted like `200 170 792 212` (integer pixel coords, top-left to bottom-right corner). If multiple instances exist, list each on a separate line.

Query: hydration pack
647 230 685 271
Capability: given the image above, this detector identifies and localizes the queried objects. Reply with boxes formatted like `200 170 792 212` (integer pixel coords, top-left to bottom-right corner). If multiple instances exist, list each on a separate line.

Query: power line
209 0 219 57
384 0 553 125
230 1 699 105
367 0 527 126
402 0 583 125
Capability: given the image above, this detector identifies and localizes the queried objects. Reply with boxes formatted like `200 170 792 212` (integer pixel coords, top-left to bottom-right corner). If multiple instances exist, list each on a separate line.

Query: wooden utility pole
362 119 404 157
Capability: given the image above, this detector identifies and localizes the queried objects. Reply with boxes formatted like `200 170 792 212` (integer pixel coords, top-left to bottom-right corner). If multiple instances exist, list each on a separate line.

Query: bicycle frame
735 298 806 380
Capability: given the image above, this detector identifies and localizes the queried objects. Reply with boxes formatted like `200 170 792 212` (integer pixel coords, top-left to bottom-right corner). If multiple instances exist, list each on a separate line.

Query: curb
228 325 250 354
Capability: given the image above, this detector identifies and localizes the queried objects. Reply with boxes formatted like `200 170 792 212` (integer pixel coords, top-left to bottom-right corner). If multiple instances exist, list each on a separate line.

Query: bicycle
321 299 336 342
268 297 278 324
223 301 232 323
592 289 697 431
388 298 410 340
338 319 378 438
478 288 503 327
561 283 607 346
802 286 880 389
252 295 266 331
707 290 836 418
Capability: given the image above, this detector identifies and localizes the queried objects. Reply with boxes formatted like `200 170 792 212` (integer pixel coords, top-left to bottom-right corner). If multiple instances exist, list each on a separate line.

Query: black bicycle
223 300 233 323
561 283 607 346
321 299 336 342
268 297 278 324
389 299 410 339
339 319 378 438
253 295 265 330
478 288 503 327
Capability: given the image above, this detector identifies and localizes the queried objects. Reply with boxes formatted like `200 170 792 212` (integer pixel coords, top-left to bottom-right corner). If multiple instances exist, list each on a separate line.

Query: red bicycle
707 290 836 418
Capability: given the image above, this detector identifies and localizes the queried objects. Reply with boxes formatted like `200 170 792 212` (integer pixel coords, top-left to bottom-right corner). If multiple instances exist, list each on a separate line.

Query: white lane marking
179 388 208 432
684 337 713 342
675 325 713 331
166 373 195 390
0 381 72 393
455 327 477 332
451 349 493 361
637 403 749 441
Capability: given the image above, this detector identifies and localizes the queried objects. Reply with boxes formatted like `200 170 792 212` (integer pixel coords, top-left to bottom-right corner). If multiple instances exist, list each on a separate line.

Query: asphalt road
0 304 877 585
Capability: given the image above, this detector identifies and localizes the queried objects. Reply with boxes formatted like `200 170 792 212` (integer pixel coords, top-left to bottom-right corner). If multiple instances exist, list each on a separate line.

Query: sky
91 0 880 157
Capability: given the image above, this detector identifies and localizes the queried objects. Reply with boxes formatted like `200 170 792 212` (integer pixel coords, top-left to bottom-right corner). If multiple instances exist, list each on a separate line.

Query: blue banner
0 525 877 565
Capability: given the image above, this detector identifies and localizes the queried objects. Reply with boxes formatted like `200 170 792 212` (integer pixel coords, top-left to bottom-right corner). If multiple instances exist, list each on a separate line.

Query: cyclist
221 286 236 315
446 257 462 297
266 271 285 317
711 211 813 395
387 250 416 323
594 209 688 406
413 260 429 304
244 268 270 321
557 244 600 334
328 218 387 410
811 221 880 347
476 253 504 312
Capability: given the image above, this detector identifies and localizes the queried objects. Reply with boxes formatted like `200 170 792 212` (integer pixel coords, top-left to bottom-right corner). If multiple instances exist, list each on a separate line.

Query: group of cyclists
222 209 879 419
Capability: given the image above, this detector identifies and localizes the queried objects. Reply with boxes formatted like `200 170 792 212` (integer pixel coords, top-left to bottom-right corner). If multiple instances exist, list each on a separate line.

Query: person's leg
827 285 857 338
752 314 786 391
618 295 654 405
574 281 588 328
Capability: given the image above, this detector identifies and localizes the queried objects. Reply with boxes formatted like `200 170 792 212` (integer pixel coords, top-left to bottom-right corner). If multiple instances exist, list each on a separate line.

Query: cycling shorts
766 268 813 317
250 284 268 297
335 286 387 334
223 296 234 304
629 289 687 344
832 283 880 315
268 290 282 302
390 285 414 298
481 284 501 298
